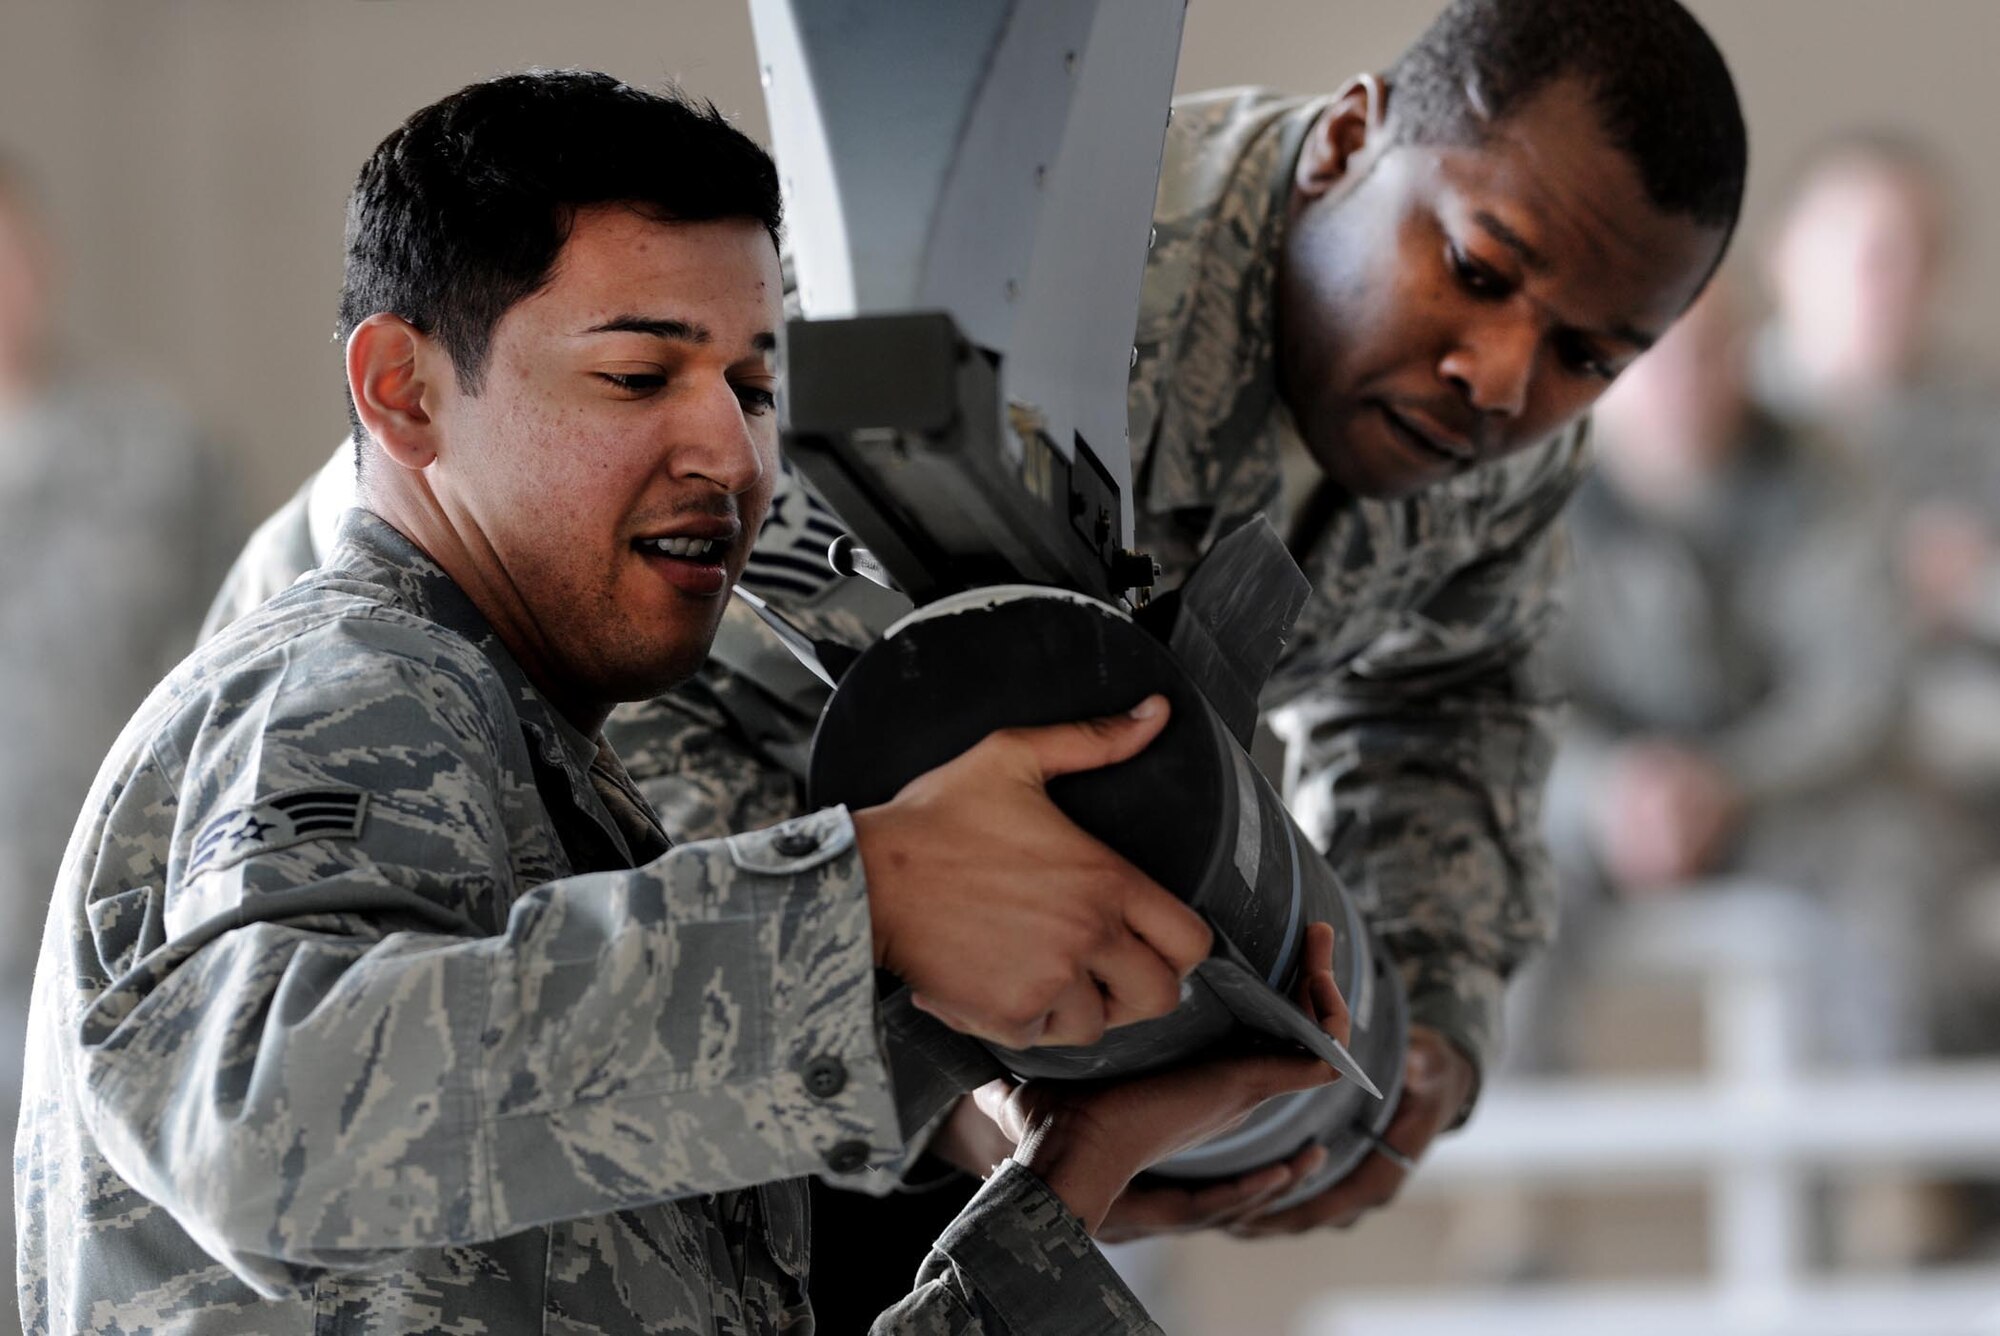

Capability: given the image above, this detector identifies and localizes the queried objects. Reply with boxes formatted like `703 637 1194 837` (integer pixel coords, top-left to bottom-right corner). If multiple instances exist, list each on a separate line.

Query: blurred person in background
0 158 239 1335
1758 133 1975 506
1760 133 2000 1060
1539 280 1949 1068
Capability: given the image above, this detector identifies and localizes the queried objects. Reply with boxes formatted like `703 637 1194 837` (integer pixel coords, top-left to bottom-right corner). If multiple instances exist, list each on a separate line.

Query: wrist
1012 1116 1129 1235
851 805 897 968
932 1094 1018 1178
1408 1024 1479 1129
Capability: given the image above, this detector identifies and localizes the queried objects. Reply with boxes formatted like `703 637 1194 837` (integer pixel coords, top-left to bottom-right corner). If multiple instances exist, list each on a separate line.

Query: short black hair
1387 0 1747 234
338 69 781 446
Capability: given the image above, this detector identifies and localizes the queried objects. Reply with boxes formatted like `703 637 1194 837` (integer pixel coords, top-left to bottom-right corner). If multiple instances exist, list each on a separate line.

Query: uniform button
802 1055 848 1100
773 827 821 858
823 1139 870 1174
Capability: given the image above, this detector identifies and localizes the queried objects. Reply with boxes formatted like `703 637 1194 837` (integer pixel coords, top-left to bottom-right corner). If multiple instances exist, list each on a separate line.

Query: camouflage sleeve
871 1160 1159 1334
1280 430 1589 1099
609 672 997 1198
69 613 903 1298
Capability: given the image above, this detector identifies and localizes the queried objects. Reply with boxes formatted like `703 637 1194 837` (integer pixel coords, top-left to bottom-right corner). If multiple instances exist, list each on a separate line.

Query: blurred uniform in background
1537 283 1951 1068
0 161 240 1336
1757 134 2000 1055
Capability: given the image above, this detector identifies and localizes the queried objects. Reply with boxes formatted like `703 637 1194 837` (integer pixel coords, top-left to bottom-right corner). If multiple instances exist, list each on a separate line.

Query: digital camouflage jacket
18 511 1155 1335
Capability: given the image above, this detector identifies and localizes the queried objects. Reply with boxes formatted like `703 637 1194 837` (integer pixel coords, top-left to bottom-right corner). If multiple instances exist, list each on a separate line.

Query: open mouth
633 535 725 561
632 533 731 597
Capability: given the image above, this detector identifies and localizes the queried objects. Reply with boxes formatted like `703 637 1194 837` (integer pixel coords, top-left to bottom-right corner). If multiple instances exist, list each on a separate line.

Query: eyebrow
1609 322 1658 354
584 315 710 342
582 316 778 354
1474 210 1548 273
1474 212 1659 354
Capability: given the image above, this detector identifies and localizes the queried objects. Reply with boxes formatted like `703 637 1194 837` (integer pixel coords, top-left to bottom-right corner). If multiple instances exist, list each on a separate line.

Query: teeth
639 536 720 559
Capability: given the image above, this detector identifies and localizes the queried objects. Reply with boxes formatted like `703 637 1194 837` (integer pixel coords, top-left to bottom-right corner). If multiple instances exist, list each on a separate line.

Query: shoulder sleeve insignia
185 785 370 879
739 465 846 604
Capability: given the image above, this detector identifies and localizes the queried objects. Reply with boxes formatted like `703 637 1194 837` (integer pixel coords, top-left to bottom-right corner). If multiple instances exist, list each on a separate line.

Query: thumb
972 1078 1028 1145
1010 694 1172 781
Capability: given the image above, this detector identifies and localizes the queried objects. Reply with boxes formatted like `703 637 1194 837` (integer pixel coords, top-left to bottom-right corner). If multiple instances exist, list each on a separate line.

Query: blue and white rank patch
741 464 846 604
186 786 369 877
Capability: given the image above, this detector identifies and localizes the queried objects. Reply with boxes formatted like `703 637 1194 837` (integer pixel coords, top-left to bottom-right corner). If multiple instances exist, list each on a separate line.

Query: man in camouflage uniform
17 70 1381 1335
199 0 1749 1319
653 3 1743 1292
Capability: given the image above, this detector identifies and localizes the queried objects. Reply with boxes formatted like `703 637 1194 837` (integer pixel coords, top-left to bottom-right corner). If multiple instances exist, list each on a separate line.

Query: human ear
1294 73 1387 202
345 313 444 471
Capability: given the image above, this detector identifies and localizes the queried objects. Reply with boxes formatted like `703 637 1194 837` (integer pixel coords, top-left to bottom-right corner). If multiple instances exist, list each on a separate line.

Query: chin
591 639 715 707
1305 433 1410 502
1350 459 1442 502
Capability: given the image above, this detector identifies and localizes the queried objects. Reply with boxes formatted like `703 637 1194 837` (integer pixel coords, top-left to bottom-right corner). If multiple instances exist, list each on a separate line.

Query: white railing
1302 887 2000 1336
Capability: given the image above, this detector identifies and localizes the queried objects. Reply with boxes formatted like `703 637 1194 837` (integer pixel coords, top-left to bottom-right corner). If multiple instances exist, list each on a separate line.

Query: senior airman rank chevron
741 462 846 604
185 786 369 879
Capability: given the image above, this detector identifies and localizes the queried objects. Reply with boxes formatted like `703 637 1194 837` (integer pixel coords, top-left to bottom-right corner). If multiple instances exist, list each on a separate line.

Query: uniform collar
321 508 667 865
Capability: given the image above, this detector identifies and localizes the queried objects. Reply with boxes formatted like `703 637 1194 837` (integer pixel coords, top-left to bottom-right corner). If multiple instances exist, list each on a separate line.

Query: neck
364 474 611 735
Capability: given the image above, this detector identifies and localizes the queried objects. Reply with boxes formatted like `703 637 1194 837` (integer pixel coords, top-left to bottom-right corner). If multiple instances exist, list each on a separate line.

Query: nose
672 376 769 496
1439 318 1537 423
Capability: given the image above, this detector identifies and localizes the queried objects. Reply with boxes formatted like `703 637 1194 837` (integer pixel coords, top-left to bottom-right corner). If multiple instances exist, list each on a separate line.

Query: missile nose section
809 520 1409 1202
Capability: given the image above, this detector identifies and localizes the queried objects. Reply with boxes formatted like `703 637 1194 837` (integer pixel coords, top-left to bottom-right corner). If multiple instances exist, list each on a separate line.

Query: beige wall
4 0 1997 514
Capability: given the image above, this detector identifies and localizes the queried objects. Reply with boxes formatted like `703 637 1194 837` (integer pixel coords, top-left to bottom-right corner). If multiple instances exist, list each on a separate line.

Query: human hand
1598 741 1739 891
1223 1022 1474 1237
926 924 1348 1238
854 695 1212 1050
1096 1141 1330 1242
975 921 1350 1235
928 1090 1334 1243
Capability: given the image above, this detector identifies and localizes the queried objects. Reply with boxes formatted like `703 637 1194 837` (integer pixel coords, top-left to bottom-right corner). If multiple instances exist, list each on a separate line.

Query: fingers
971 1078 1028 1146
1292 920 1332 1016
1121 879 1213 978
1001 694 1170 781
1035 975 1110 1048
1089 928 1188 1029
1290 921 1352 1050
1230 1138 1409 1237
1315 968 1353 1049
1186 1143 1329 1231
1230 1067 1441 1237
1098 1161 1291 1244
1098 1143 1330 1243
1221 1051 1343 1108
930 1092 1019 1177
